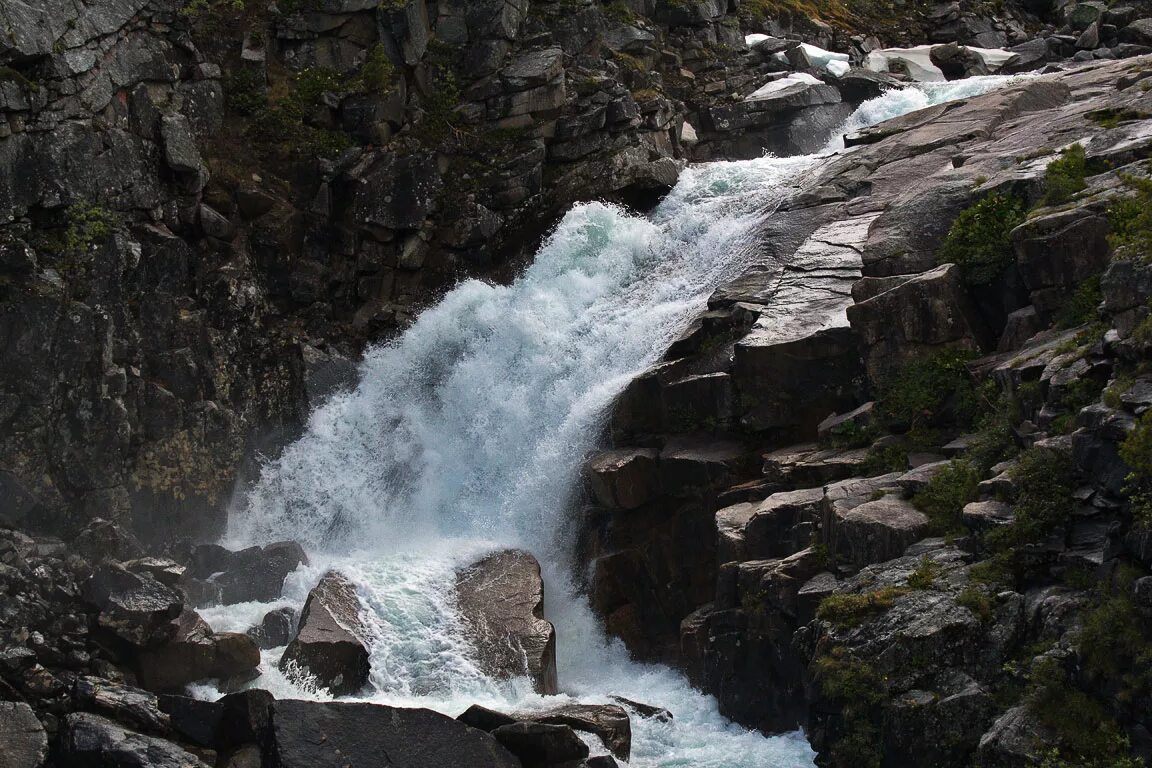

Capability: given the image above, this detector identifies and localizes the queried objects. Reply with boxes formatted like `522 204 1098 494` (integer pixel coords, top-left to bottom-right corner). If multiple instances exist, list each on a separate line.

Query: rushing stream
207 75 1027 767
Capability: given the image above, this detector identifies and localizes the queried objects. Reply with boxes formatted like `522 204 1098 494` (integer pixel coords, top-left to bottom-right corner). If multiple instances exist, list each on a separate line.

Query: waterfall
210 75 1030 767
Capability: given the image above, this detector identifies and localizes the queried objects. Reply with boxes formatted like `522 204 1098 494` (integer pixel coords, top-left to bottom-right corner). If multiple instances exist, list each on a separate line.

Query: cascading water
210 74 1030 767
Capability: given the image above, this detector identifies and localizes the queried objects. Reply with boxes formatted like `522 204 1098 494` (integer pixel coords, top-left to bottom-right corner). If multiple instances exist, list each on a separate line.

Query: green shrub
61 201 113 254
913 460 979 534
908 556 943 589
359 44 396 94
877 349 980 437
957 584 993 622
814 648 885 768
989 447 1075 549
1054 274 1102 329
937 192 1026 286
1086 108 1151 129
817 587 909 628
1108 173 1152 261
1119 410 1152 525
1029 657 1140 765
1042 143 1088 206
862 443 909 474
1078 596 1152 698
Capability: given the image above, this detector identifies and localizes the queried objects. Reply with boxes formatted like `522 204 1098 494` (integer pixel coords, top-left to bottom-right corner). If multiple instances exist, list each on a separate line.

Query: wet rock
272 700 519 768
514 703 631 761
83 563 184 648
457 704 518 732
280 571 371 697
455 549 558 695
491 722 589 768
187 541 307 605
0 701 48 768
59 712 210 768
608 696 673 722
246 607 296 649
138 608 260 692
930 43 989 79
73 676 170 734
585 449 659 510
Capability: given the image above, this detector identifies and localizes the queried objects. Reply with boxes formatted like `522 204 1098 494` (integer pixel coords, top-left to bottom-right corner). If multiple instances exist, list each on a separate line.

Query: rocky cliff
583 55 1152 767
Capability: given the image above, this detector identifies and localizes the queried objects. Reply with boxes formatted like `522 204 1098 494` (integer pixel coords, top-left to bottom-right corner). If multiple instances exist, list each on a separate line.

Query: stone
930 43 989 79
491 722 589 768
834 495 929 570
608 696 673 722
962 500 1015 531
513 703 631 760
270 699 519 768
247 606 296 649
1119 18 1152 45
585 448 659 510
60 713 210 768
72 519 144 562
138 608 261 692
187 541 308 605
745 487 826 560
658 438 746 497
817 402 877 447
73 676 170 734
280 571 371 697
455 549 558 694
0 701 48 768
83 563 185 648
457 704 518 732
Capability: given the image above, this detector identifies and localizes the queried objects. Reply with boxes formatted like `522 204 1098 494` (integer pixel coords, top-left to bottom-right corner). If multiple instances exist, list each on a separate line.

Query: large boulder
455 549 558 694
186 541 308 605
279 571 371 697
491 722 589 768
930 43 989 79
585 448 659 510
515 703 631 761
0 702 48 768
83 563 185 648
59 712 210 768
138 608 261 692
271 699 520 768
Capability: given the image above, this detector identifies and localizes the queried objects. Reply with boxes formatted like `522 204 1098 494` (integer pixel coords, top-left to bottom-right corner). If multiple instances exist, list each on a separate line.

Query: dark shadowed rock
138 608 260 692
73 676 170 735
514 703 631 760
59 712 210 768
491 721 589 768
608 695 673 722
457 704 518 731
272 699 520 768
83 563 184 648
279 571 370 696
585 448 659 510
247 607 296 649
72 519 144 563
0 701 48 768
187 541 308 605
455 549 558 695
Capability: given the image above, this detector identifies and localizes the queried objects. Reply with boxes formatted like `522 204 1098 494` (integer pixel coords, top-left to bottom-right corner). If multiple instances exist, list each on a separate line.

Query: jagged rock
659 438 746 497
125 558 186 588
491 722 589 768
513 704 631 761
138 608 260 692
455 549 558 695
83 563 184 648
247 607 296 649
608 696 673 722
0 701 48 768
1012 207 1111 322
976 705 1054 766
272 699 519 768
585 449 659 510
745 487 826 560
73 676 170 734
280 571 371 696
762 444 872 488
186 541 307 605
59 712 210 768
72 519 144 563
848 263 991 383
930 43 989 79
830 495 930 570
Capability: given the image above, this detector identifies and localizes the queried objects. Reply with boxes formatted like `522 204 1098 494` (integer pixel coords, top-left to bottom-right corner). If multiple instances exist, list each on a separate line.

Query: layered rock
454 549 558 695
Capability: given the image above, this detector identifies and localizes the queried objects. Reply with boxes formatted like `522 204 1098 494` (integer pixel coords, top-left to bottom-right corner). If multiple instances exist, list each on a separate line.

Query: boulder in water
514 703 631 761
272 699 520 768
186 541 307 605
138 608 261 692
491 722 589 768
455 549 559 695
279 571 370 696
247 606 296 649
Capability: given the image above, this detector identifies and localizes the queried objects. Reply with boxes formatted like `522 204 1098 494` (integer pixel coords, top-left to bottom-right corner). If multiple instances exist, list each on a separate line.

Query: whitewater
209 74 1028 767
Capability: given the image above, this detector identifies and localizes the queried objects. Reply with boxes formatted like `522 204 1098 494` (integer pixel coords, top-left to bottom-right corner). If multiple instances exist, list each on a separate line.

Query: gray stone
60 713 209 768
585 448 659 510
455 549 558 695
0 702 47 768
280 571 371 696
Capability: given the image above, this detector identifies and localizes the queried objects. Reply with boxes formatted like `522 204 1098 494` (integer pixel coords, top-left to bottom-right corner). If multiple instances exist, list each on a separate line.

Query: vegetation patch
813 647 886 768
1054 274 1102 329
907 556 943 590
937 192 1026 286
1108 172 1152 262
1041 143 1088 206
1086 108 1152 130
877 349 980 439
1119 409 1152 525
956 584 993 622
988 446 1075 550
817 587 909 628
913 460 979 535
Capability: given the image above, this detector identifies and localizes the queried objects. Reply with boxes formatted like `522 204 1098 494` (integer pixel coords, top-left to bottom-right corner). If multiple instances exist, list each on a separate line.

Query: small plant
989 446 1076 549
957 584 993 622
908 556 943 590
913 460 979 535
817 587 909 628
359 44 396 94
1042 143 1088 206
862 443 909 474
1054 274 1102 329
813 647 885 768
1119 410 1152 525
877 349 980 438
1086 108 1151 130
1108 173 1152 262
937 192 1026 286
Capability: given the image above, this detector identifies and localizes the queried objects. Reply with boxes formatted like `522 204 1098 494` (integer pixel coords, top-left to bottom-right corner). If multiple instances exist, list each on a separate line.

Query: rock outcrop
455 549 558 695
279 571 371 697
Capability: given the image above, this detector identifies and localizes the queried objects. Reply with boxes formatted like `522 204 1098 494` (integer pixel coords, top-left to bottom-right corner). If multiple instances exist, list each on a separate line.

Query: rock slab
279 571 370 697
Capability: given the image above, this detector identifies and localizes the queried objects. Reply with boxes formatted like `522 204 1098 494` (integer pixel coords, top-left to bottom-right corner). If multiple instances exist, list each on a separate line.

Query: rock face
454 549 558 695
279 571 371 697
185 542 307 606
0 702 48 768
60 712 211 768
137 608 260 692
271 700 519 768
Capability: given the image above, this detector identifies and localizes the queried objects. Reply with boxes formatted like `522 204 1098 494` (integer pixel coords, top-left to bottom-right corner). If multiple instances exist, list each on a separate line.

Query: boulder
187 541 308 605
0 701 48 768
608 696 673 722
59 713 210 768
138 608 261 692
83 563 185 648
585 449 659 510
491 722 589 768
457 704 518 732
962 500 1015 531
1012 207 1111 322
515 703 631 761
455 549 558 695
833 496 930 570
279 571 371 697
247 607 296 649
73 676 170 734
1119 18 1152 45
271 700 519 768
930 43 989 79
745 487 826 560
72 519 144 563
